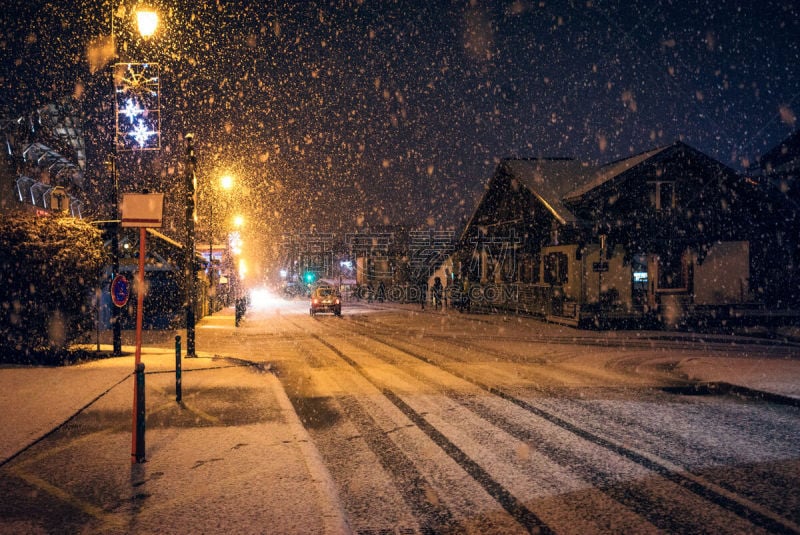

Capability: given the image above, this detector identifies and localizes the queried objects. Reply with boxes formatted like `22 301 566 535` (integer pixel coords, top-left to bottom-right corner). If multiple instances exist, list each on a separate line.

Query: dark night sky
2 0 799 256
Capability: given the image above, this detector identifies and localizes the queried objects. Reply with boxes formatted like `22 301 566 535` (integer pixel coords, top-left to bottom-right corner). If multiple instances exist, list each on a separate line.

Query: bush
0 212 107 360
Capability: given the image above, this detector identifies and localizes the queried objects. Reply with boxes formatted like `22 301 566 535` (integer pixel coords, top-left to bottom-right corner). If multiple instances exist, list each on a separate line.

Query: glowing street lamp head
136 8 159 38
232 214 244 228
220 174 234 190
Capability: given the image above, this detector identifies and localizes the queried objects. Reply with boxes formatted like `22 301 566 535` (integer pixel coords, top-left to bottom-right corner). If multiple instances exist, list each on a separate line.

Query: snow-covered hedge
0 212 107 362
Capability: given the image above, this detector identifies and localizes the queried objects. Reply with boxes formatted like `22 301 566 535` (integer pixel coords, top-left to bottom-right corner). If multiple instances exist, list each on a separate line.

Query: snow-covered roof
147 228 184 249
501 158 594 224
562 144 672 201
475 141 729 232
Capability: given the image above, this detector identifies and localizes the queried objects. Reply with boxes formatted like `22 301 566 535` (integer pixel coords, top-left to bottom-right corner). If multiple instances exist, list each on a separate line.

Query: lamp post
227 213 245 305
185 134 197 357
107 2 161 463
106 3 160 355
208 200 214 315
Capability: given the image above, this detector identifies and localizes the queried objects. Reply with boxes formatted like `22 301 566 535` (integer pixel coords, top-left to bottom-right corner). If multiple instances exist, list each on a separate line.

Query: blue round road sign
111 274 130 307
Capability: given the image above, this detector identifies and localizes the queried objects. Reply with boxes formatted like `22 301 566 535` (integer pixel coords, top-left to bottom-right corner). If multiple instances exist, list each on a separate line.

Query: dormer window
648 180 676 211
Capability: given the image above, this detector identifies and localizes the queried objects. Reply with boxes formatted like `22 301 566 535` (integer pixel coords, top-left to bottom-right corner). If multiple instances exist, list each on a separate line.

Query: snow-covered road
234 297 800 534
2 294 798 534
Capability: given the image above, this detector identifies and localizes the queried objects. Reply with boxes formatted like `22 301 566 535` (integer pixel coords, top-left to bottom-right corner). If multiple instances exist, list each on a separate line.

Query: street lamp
135 8 159 37
107 2 160 355
106 1 161 464
220 174 234 190
208 174 234 315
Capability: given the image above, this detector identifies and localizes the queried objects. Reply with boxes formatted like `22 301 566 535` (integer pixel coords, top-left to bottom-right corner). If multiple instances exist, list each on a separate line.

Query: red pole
132 227 147 463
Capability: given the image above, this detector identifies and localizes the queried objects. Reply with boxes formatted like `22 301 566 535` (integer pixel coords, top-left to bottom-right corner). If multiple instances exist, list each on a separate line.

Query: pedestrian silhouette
376 281 386 302
432 277 443 310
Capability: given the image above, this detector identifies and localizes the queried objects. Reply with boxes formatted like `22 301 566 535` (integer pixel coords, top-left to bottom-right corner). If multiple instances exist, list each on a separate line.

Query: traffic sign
111 274 130 307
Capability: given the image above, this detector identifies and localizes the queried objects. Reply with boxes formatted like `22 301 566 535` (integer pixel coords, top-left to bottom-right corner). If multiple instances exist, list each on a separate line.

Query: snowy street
1 295 799 534
3 0 800 532
259 298 800 534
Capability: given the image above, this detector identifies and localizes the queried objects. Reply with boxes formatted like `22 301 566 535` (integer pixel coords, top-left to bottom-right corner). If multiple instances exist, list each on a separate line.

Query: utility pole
185 133 197 357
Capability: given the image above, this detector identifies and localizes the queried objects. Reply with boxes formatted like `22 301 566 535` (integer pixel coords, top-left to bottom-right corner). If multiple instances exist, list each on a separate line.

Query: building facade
456 141 797 328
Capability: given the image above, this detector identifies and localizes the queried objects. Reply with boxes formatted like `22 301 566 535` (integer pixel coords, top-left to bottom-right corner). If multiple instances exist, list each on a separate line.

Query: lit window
544 252 568 285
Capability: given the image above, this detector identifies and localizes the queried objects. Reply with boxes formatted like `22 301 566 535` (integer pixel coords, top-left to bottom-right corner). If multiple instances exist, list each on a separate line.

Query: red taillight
312 298 319 304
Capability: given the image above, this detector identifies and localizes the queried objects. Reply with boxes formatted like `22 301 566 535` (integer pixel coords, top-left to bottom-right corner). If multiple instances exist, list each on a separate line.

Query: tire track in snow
311 333 555 535
328 330 729 532
281 319 465 534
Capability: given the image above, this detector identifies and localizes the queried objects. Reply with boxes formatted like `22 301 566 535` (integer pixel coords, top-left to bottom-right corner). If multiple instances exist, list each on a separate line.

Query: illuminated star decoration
121 98 145 124
120 64 158 99
114 62 161 150
128 120 157 148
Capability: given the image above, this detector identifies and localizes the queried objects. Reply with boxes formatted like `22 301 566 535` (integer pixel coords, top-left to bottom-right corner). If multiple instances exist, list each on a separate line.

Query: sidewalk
0 336 350 534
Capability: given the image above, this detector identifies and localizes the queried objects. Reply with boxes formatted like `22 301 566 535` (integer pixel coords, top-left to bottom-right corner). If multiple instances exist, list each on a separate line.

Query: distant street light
220 174 234 190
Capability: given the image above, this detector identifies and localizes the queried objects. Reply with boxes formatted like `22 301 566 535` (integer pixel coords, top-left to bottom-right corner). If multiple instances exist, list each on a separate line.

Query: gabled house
457 157 587 290
457 141 789 328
